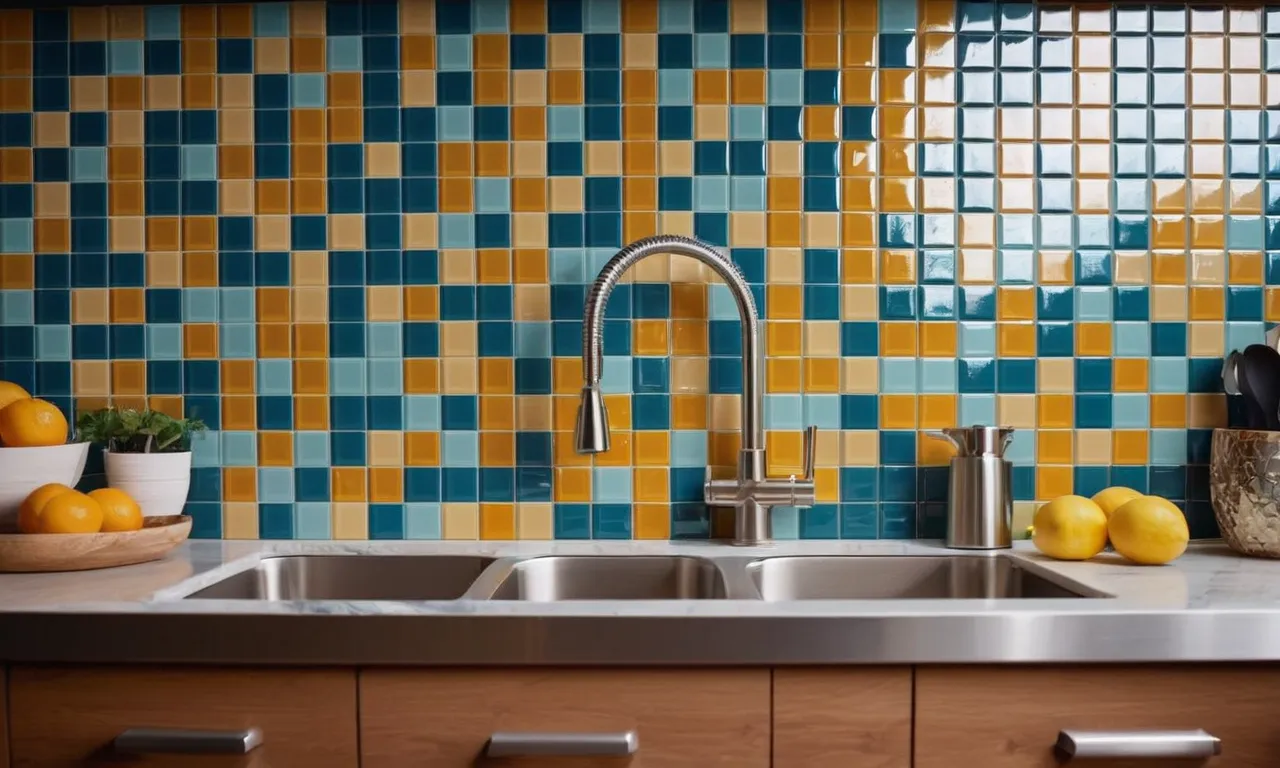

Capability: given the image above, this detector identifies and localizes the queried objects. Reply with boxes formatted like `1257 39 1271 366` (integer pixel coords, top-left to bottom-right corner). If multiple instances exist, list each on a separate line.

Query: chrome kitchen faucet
574 235 817 545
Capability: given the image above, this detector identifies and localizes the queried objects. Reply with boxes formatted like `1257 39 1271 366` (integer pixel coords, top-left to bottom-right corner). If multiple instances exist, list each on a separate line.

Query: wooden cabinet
773 668 911 768
360 668 771 767
8 666 357 767
0 666 7 768
916 666 1280 768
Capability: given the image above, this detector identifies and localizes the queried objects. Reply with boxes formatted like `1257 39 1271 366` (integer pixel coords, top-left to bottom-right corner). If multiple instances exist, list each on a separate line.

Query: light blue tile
475 178 510 213
658 70 693 105
221 431 257 466
730 176 765 211
219 287 255 322
1000 214 1034 247
880 358 918 393
1150 429 1187 465
108 40 144 74
771 507 799 539
921 214 954 247
259 468 295 503
1005 430 1035 465
1228 215 1263 250
70 147 106 182
219 324 256 358
145 5 182 39
693 177 729 211
767 71 803 105
548 106 583 140
584 0 620 31
1113 321 1150 357
804 394 841 429
1114 179 1148 211
257 359 292 394
295 502 332 539
437 35 473 71
35 325 71 360
146 325 182 359
959 394 996 426
879 0 917 31
1 290 33 325
1227 321 1265 352
919 359 957 393
291 73 326 108
1075 287 1112 321
730 105 766 139
765 394 803 429
550 248 586 283
405 503 442 539
515 321 552 358
191 430 220 468
474 0 510 32
1076 215 1111 247
593 467 631 502
182 288 218 322
959 322 995 356
709 284 738 319
327 36 363 72
1149 358 1188 393
588 248 615 275
294 431 331 466
254 3 290 36
1112 393 1149 428
600 356 632 394
404 395 441 430
1038 215 1073 248
330 359 366 394
999 250 1035 283
671 430 707 467
442 431 478 467
437 106 473 141
180 145 217 180
657 0 694 31
439 214 474 248
367 322 402 357
0 220 31 253
695 33 730 68
367 359 403 394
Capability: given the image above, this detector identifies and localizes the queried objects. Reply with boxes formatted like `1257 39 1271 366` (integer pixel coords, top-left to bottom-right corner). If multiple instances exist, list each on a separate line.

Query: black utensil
1240 344 1280 430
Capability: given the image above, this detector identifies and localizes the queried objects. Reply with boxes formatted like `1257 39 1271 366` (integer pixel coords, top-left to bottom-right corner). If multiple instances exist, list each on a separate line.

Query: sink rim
465 554 736 601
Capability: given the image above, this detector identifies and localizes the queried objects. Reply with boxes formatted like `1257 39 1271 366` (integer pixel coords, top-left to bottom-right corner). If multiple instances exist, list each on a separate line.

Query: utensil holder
946 455 1013 550
1210 428 1280 558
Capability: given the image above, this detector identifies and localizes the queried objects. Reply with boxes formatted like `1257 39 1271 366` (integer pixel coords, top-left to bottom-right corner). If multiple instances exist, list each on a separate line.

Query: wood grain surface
773 667 912 768
0 515 190 573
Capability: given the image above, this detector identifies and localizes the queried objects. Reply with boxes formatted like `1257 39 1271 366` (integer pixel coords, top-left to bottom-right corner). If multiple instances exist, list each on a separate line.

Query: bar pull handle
799 425 817 482
485 731 638 758
114 727 264 755
1055 729 1221 760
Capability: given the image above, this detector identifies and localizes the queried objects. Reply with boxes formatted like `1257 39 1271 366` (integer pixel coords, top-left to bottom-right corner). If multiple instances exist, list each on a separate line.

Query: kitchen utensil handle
114 727 263 754
485 731 638 757
800 425 817 482
1055 729 1220 760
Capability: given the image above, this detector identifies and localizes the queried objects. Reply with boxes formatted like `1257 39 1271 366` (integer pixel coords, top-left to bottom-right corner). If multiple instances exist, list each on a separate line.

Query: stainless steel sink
183 555 496 601
747 556 1101 601
480 556 728 600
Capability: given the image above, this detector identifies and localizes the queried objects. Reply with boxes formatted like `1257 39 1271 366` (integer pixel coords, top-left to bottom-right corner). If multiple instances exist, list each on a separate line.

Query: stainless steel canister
926 426 1014 550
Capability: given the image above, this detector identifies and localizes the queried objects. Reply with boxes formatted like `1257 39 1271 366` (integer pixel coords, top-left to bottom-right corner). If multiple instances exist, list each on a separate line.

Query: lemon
38 491 103 534
1091 486 1142 519
1032 495 1108 561
17 482 73 534
0 381 29 412
1108 496 1189 565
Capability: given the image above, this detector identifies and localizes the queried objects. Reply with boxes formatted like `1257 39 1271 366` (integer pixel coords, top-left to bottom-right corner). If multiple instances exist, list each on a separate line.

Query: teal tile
1227 321 1264 353
671 430 707 467
367 359 403 394
437 35 473 70
442 431 478 467
1038 215 1073 248
959 322 995 356
108 41 144 74
404 395 440 430
1005 430 1035 465
439 214 474 248
146 325 182 360
695 33 729 68
191 430 220 468
547 106 583 141
1149 358 1188 393
767 70 803 105
593 467 631 502
330 359 366 394
0 220 31 253
1228 216 1263 250
221 431 257 466
438 106 473 140
550 248 586 283
1112 393 1150 428
730 176 766 211
367 322 402 357
475 178 510 212
146 6 181 39
70 147 107 182
709 284 739 319
1075 287 1112 321
259 468 294 502
657 0 694 32
880 0 917 32
765 394 803 429
35 325 71 360
294 431 331 466
770 506 800 539
804 394 841 429
1150 429 1188 465
919 359 957 393
1 290 33 325
257 359 292 394
291 73 326 108
599 356 631 394
295 502 332 539
999 251 1034 283
958 393 996 425
327 36 363 72
693 177 729 211
880 358 918 393
999 215 1034 247
583 0 620 32
219 324 255 358
182 288 218 322
253 3 290 37
181 145 219 180
658 71 693 106
405 503 442 539
730 105 766 139
515 321 552 357
473 0 510 32
219 288 255 322
1113 322 1151 357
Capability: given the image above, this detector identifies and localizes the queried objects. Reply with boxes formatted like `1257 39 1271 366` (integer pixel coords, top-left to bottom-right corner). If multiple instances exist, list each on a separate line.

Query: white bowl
0 443 91 532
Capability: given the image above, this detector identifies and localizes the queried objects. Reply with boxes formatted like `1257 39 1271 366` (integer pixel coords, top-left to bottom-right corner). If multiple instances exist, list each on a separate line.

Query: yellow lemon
17 483 73 534
0 381 29 412
0 398 68 447
89 488 143 532
38 491 103 534
1032 495 1108 561
1108 496 1189 565
1091 486 1142 519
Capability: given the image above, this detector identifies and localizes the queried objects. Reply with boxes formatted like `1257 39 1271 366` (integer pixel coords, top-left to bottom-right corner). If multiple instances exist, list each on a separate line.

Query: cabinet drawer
9 666 357 767
360 669 770 767
916 666 1280 768
773 668 911 768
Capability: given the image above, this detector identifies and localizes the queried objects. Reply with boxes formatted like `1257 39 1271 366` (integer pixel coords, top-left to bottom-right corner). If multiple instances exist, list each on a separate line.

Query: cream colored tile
1075 429 1112 465
513 142 547 175
72 288 109 324
403 213 438 248
511 71 545 105
516 396 552 430
670 255 709 283
73 361 109 396
1114 251 1150 284
1037 359 1074 393
439 249 476 284
1188 322 1225 357
366 286 403 321
440 322 477 357
292 286 328 322
146 252 181 287
841 430 879 466
671 357 708 393
368 431 404 467
842 285 879 320
443 503 480 540
586 141 621 176
514 285 550 320
659 211 695 237
766 248 803 283
332 503 368 540
842 358 879 393
997 394 1036 428
695 105 728 140
517 503 553 540
709 394 742 431
223 502 259 540
768 142 802 175
255 216 290 250
1151 285 1188 320
659 141 692 175
805 213 840 247
622 34 656 68
549 177 583 212
291 251 327 286
548 33 583 69
441 358 478 394
729 212 766 247
328 214 364 249
814 428 839 467
1190 251 1226 284
512 213 547 247
805 321 841 356
219 180 254 215
632 253 669 282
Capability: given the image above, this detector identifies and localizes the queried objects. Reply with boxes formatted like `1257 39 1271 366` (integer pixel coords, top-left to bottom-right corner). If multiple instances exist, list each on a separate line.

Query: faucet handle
800 425 817 483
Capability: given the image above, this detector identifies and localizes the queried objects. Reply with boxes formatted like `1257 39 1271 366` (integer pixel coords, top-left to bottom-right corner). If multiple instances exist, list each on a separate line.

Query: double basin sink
184 554 1106 602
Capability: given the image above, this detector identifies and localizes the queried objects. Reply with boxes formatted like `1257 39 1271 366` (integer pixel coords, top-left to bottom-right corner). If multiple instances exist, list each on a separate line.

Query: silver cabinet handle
486 731 638 757
114 727 264 755
1056 729 1221 760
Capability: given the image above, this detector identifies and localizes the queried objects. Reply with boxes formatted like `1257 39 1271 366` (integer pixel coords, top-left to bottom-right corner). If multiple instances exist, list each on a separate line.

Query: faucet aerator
574 387 610 454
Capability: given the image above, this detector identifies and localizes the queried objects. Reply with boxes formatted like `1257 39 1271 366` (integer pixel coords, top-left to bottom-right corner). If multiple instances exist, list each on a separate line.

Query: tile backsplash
0 0 1261 540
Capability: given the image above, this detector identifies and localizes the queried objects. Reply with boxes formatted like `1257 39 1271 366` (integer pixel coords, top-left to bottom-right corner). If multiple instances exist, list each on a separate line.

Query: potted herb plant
76 408 206 518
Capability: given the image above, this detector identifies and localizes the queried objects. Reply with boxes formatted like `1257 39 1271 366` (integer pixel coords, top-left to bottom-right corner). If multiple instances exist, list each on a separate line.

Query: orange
38 492 103 534
0 381 29 412
89 488 143 532
17 483 73 534
0 398 68 447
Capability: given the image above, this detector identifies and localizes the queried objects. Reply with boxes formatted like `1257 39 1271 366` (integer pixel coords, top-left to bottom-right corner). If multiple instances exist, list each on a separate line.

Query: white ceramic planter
104 450 192 518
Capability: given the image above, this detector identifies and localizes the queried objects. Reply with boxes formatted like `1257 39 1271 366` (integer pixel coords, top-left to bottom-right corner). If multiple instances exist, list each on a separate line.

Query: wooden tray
0 515 191 573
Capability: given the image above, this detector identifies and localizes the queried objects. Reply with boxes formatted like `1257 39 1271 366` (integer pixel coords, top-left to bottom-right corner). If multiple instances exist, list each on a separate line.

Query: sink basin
483 556 728 600
747 556 1102 601
183 555 496 601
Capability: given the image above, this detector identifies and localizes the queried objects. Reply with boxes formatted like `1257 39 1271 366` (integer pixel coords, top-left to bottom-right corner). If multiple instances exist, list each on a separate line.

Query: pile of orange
18 484 143 535
0 381 68 448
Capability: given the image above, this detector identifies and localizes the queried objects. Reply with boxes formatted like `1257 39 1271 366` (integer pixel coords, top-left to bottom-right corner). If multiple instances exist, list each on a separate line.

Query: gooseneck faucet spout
574 235 816 545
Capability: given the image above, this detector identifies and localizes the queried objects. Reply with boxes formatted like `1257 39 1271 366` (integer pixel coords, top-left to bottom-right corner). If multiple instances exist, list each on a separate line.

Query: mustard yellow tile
442 503 479 540
633 467 668 503
222 502 258 540
1113 359 1149 393
920 322 955 358
333 502 368 540
1151 394 1187 428
997 323 1035 357
633 319 669 354
632 504 671 540
1267 288 1280 322
1191 217 1226 249
1190 179 1225 213
766 430 804 475
766 358 801 393
1113 431 1149 466
1150 286 1188 321
918 394 956 429
766 322 802 357
1075 429 1112 466
1037 430 1073 464
767 284 803 319
1038 359 1074 394
841 430 878 466
1230 180 1263 214
595 430 631 467
880 394 916 429
1151 217 1187 251
918 432 954 466
880 249 915 284
709 431 741 468
1037 467 1073 501
1189 393 1228 429
804 357 840 393
1152 179 1187 212
880 322 917 356
517 503 553 540
998 287 1035 321
996 394 1035 429
1038 394 1074 428
841 249 876 284
480 504 515 540
841 358 878 394
1076 323 1112 356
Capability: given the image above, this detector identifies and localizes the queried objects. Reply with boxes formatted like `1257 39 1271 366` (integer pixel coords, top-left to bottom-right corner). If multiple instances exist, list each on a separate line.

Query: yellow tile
804 357 840 393
595 430 631 467
442 503 479 540
1113 359 1149 393
1075 429 1112 465
880 249 915 284
222 502 258 540
1152 179 1187 212
920 323 956 358
1112 431 1149 466
633 431 669 466
917 432 954 466
630 504 669 539
1267 288 1280 321
1191 216 1225 249
1229 251 1263 284
1037 430 1073 464
767 284 803 319
880 322 917 356
633 467 668 503
480 504 515 540
516 503 553 540
766 322 802 356
554 467 591 502
919 394 956 429
997 323 1035 357
1037 394 1073 428
1151 394 1188 427
1151 217 1187 250
1036 466 1073 501
766 430 804 475
766 358 801 393
632 319 669 355
1153 253 1189 287
880 394 916 429
1076 323 1112 356
332 502 369 540
998 287 1035 321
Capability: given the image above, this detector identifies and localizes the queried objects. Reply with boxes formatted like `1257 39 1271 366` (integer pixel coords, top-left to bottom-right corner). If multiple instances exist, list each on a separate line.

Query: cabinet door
1 666 8 768
9 666 357 767
917 666 1280 768
361 669 770 767
773 668 911 768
